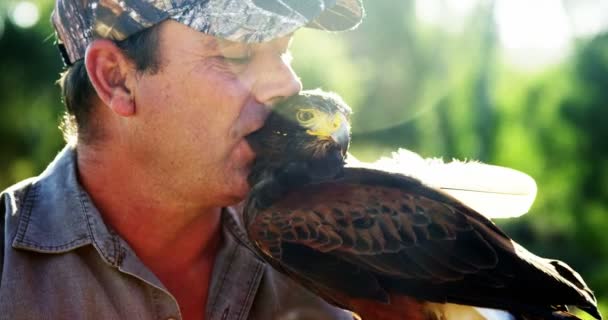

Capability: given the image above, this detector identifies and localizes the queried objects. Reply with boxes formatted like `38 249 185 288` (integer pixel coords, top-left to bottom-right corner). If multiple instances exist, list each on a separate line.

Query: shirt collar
11 145 123 267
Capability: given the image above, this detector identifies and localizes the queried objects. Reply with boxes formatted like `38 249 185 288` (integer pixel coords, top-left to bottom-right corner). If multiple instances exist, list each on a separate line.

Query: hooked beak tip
330 127 350 155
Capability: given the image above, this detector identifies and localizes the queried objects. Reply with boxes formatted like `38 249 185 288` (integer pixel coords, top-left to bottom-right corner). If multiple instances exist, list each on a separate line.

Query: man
0 1 363 319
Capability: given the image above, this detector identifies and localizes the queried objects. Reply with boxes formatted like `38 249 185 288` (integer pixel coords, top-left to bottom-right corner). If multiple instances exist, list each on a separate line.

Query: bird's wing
249 167 504 286
245 167 600 319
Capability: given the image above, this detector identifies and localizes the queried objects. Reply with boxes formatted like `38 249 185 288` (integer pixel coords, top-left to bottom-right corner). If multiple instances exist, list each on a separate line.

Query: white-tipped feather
346 149 537 219
424 303 515 320
474 307 516 320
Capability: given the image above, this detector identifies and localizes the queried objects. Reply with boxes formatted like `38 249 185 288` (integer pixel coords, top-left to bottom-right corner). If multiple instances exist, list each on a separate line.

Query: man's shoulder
1 176 38 215
1 176 40 287
1 176 40 245
2 176 38 193
1 146 76 219
1 146 89 257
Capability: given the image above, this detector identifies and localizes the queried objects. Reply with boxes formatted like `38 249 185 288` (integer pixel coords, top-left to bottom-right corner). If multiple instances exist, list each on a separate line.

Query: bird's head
246 89 352 187
245 89 352 206
270 89 352 158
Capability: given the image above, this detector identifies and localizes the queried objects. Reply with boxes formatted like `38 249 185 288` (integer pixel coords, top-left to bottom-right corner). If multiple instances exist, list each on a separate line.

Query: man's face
128 20 302 206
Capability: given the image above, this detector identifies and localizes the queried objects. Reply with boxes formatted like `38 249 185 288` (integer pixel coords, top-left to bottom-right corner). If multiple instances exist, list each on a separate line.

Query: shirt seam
151 287 162 320
12 237 90 252
223 210 263 260
79 189 117 266
14 182 36 245
236 259 264 319
209 235 239 315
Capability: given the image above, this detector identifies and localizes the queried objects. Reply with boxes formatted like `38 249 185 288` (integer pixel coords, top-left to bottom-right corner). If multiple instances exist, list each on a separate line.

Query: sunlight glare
11 1 40 29
447 0 480 21
415 0 480 33
415 0 442 26
567 1 608 38
415 0 585 71
494 0 572 70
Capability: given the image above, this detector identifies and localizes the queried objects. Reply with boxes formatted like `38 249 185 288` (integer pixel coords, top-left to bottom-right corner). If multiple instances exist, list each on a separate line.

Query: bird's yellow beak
305 111 350 153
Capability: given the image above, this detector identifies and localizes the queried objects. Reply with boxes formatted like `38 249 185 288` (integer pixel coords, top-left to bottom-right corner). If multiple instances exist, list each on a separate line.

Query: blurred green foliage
0 0 64 184
1 0 606 316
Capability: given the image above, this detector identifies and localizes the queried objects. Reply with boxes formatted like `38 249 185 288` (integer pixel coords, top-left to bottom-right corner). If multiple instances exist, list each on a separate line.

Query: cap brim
179 0 364 43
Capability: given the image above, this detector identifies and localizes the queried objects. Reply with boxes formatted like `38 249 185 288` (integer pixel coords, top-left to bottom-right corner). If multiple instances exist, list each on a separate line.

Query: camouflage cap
52 0 364 65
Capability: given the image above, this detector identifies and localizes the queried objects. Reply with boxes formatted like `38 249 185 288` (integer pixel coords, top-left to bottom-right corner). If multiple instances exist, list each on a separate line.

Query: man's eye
223 56 252 65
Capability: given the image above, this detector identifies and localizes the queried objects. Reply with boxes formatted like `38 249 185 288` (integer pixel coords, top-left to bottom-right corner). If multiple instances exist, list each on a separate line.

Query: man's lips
241 139 256 162
241 103 271 155
241 102 271 134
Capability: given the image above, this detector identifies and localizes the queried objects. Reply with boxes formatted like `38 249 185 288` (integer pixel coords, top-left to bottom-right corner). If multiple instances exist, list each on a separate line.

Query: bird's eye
296 110 314 122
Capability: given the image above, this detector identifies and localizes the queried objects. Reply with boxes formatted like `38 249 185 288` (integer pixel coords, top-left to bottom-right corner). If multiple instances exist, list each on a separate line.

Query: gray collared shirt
0 146 353 320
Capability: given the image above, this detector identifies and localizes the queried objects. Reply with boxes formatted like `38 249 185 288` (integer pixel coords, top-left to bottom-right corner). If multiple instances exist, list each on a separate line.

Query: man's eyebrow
216 38 249 51
199 37 244 52
198 37 219 52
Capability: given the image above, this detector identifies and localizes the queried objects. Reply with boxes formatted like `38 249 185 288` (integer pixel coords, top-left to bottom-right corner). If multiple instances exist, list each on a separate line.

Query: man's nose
251 54 302 107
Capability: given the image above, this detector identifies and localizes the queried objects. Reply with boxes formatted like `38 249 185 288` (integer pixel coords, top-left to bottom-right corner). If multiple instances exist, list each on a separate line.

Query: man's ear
85 39 137 117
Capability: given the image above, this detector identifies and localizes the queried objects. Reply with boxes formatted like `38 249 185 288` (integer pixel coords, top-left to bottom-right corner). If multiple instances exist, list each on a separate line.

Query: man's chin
235 138 256 163
221 191 249 209
223 172 252 203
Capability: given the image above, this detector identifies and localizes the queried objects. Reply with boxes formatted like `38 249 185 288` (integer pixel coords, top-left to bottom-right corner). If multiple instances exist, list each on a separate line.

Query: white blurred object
424 302 516 320
346 149 537 219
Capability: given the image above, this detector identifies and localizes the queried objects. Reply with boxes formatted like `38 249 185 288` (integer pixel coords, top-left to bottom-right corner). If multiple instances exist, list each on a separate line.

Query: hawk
244 90 601 320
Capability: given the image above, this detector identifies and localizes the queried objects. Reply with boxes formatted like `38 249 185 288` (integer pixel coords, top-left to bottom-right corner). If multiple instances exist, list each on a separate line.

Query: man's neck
77 142 224 320
75 143 223 274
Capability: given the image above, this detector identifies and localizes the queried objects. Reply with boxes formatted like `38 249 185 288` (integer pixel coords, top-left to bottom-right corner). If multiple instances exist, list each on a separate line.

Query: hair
58 24 163 144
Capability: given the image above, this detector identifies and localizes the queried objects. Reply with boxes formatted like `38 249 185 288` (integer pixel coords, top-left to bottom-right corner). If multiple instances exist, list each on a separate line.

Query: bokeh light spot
11 1 40 29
